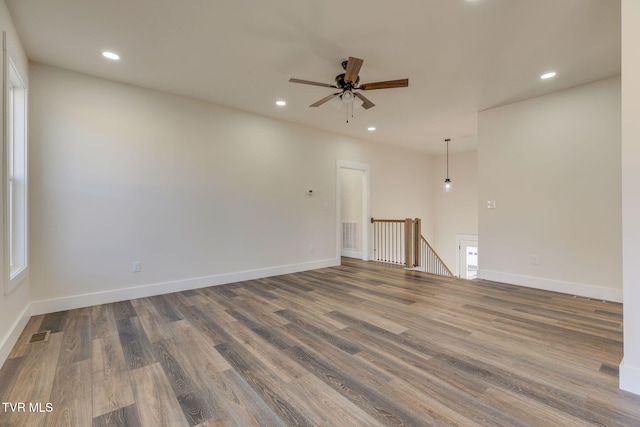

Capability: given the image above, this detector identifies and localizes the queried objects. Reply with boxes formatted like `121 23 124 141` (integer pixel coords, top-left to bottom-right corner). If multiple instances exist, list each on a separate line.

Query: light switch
132 261 141 273
487 200 496 209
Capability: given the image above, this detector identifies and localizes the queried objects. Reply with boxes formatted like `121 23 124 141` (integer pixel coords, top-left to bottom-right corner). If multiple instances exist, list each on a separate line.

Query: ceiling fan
289 57 409 110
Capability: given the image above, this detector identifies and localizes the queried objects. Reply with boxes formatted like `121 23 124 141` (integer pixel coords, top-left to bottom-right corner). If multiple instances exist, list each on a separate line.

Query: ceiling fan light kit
289 56 409 122
341 90 355 103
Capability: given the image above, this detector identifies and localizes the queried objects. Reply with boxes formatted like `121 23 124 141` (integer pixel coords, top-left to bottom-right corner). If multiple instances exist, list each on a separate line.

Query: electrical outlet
531 255 539 265
132 261 142 273
308 244 314 253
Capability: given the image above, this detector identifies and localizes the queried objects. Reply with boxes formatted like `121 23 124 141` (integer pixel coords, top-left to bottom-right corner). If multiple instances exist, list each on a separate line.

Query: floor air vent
29 331 50 343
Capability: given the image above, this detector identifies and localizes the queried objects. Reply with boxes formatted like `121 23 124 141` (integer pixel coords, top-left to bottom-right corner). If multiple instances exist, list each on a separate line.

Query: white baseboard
477 269 622 302
620 359 640 395
0 304 31 368
341 250 363 259
30 258 340 316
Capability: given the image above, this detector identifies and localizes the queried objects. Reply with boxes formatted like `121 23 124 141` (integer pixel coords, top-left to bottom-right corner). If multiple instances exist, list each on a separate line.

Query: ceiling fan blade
354 92 375 110
310 92 341 107
289 78 337 88
359 79 409 90
344 57 364 84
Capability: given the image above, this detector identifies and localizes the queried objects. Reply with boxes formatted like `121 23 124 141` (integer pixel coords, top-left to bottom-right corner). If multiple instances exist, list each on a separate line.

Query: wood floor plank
116 317 156 370
239 279 280 300
58 307 92 366
132 298 174 343
148 294 183 323
480 386 590 427
44 359 92 427
91 304 117 341
153 338 203 399
284 373 387 427
92 404 141 427
40 310 69 334
110 300 138 321
0 357 24 402
91 337 136 418
221 320 306 383
165 320 232 374
310 298 409 335
269 288 348 331
276 309 363 355
176 390 218 427
214 341 317 426
179 305 234 347
205 369 285 427
130 363 189 427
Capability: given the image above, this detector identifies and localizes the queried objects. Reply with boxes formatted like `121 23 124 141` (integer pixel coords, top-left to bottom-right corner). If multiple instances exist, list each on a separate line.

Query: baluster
401 222 405 265
382 222 385 262
397 222 400 264
385 222 389 262
392 222 395 263
375 222 378 260
382 222 389 262
374 222 378 260
396 222 399 264
377 222 380 261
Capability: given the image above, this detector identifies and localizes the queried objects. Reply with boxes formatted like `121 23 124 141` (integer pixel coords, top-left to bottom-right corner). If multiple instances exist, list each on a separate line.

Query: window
5 58 27 293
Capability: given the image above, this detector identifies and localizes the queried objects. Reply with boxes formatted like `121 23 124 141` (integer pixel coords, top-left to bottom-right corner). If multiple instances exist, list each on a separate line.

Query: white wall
432 150 478 273
0 0 30 365
621 0 640 395
478 76 621 302
28 63 433 310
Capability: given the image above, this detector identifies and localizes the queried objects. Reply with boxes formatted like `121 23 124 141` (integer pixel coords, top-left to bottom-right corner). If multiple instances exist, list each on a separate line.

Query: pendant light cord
445 138 450 179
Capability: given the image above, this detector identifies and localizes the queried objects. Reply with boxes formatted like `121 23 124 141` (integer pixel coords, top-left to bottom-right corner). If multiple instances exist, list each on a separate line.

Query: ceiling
5 0 620 155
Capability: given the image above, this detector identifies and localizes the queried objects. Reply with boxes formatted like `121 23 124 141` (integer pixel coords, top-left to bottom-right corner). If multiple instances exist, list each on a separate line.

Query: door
340 168 363 258
336 160 370 261
457 236 478 279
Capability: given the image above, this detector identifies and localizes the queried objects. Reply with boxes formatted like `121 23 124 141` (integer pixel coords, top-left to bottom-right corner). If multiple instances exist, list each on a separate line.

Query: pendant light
443 138 453 193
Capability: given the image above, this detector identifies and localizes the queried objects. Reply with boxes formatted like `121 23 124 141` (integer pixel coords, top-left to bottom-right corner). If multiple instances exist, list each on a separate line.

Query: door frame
336 160 370 261
456 234 478 278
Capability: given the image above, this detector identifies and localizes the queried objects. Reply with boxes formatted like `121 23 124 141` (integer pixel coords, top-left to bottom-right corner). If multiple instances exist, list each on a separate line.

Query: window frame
3 32 28 295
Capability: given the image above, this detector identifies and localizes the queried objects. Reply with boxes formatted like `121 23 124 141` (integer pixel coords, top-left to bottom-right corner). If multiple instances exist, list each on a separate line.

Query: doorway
336 160 370 261
456 234 478 279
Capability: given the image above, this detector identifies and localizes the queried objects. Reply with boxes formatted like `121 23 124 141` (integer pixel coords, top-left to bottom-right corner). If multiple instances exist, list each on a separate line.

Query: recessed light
540 72 556 80
102 51 120 60
276 100 286 106
367 127 376 131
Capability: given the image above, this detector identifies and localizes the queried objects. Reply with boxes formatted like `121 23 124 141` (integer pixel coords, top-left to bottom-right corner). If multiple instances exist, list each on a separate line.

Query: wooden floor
1 258 639 426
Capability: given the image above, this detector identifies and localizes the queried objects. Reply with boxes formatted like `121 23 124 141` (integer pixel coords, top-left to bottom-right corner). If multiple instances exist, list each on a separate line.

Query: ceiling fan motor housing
335 73 359 90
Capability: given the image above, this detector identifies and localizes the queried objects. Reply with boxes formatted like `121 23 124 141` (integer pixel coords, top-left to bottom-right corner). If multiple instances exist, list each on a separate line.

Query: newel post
414 218 421 267
404 218 412 268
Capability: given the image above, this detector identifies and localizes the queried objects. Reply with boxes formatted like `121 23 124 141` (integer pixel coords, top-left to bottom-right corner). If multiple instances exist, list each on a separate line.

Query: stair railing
371 217 453 277
419 236 454 277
